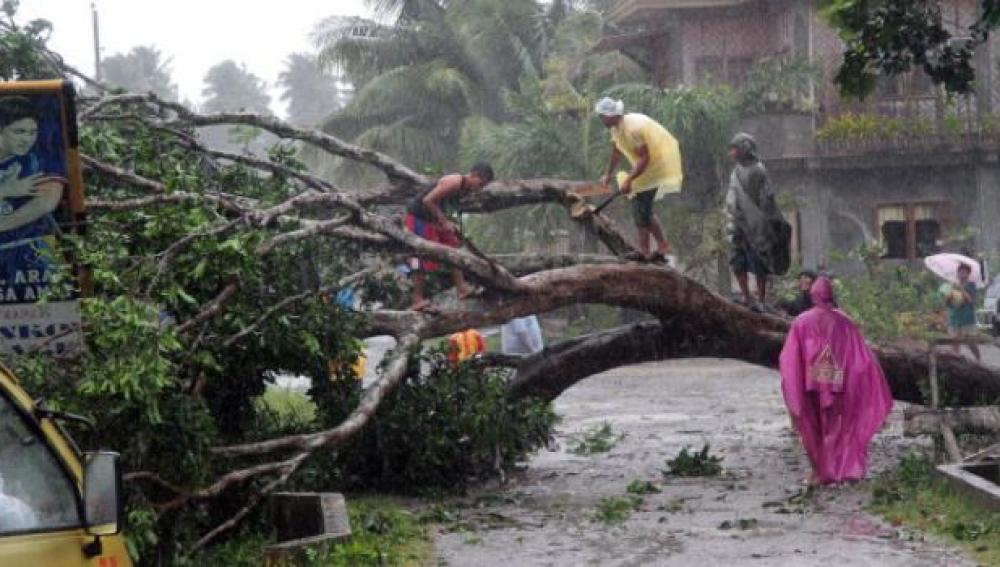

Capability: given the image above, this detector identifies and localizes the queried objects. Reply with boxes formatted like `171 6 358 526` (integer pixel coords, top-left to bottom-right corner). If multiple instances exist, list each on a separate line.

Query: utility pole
91 2 101 81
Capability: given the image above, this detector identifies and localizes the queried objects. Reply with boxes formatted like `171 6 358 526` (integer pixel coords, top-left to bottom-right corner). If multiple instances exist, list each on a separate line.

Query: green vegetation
255 387 318 430
568 422 623 455
590 495 644 524
816 112 1000 143
818 0 1000 97
308 350 557 492
184 497 432 567
870 454 1000 566
833 243 944 343
739 56 821 114
626 479 661 495
717 518 759 530
761 487 814 515
663 444 723 478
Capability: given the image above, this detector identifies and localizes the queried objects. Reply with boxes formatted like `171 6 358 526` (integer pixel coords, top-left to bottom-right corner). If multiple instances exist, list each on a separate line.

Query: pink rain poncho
779 277 894 484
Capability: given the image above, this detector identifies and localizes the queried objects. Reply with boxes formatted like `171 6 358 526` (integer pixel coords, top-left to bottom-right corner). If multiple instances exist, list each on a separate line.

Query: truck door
0 389 95 565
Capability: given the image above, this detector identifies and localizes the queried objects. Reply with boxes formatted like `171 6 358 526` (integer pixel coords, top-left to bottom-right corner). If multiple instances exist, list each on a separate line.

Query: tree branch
175 282 240 335
222 265 387 348
84 93 427 184
212 333 421 458
188 452 309 553
82 154 166 193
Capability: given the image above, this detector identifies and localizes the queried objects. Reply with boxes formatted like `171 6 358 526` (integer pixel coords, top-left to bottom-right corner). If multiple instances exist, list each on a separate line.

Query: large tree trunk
904 406 1000 435
504 318 1000 407
362 262 1000 408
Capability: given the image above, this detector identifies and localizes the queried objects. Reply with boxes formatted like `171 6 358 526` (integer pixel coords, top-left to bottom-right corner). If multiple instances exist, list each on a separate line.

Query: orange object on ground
448 329 485 364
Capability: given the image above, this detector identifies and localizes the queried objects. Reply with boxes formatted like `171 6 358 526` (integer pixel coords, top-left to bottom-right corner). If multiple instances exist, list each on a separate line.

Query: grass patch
870 454 1000 566
183 497 432 567
590 495 644 524
663 444 723 477
626 479 661 495
483 332 500 353
256 386 317 428
568 422 624 455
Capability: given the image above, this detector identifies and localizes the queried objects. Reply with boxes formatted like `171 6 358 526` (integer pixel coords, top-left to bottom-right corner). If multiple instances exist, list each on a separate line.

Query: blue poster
0 82 86 358
0 93 70 304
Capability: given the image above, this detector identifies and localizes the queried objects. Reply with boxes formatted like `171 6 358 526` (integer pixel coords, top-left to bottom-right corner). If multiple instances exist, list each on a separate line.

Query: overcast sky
20 1 373 116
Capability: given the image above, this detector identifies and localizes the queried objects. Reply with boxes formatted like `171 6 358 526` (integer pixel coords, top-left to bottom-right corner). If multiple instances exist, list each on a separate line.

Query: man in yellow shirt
596 97 683 263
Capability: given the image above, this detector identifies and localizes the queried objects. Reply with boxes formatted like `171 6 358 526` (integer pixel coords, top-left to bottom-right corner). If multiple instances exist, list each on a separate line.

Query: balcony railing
814 131 1000 157
608 0 751 24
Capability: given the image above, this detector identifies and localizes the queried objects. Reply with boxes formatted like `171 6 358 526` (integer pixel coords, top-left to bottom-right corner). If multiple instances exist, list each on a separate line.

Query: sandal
624 251 647 261
647 252 669 264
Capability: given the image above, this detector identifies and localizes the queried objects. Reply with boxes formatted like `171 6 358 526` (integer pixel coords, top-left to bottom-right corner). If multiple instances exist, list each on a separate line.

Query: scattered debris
590 495 644 524
626 479 661 495
569 422 625 455
718 518 759 530
663 444 723 477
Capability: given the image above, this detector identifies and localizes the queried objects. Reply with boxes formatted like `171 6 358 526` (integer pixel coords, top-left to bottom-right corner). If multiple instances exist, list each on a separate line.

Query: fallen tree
904 406 1000 436
7 33 999 554
63 96 1000 547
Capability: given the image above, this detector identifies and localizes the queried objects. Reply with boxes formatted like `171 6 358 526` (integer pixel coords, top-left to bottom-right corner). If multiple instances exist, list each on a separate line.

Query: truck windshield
0 394 79 535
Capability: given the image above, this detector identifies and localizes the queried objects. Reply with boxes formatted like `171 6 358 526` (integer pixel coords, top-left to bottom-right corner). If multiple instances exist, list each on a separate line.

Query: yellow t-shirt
610 113 683 199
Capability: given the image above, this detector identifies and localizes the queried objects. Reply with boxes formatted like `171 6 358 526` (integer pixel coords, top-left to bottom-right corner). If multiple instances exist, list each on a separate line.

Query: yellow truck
0 362 131 566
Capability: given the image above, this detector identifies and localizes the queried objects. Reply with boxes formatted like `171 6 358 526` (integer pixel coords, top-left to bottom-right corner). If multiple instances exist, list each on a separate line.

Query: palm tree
201 60 271 114
101 46 179 101
458 7 647 253
310 0 547 180
278 53 345 127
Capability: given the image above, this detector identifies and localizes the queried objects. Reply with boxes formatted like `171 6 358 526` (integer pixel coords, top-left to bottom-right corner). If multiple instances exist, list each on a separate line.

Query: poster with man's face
0 81 86 358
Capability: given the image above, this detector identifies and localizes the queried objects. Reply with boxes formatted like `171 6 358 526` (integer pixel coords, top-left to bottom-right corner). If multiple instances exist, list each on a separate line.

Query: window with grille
876 203 947 260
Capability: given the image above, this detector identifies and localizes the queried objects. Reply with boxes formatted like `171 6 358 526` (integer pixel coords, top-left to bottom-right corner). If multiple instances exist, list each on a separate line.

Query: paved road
434 359 975 567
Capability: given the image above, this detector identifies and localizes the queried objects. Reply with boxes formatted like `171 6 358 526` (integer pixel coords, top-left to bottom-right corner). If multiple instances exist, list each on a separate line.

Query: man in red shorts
405 162 494 310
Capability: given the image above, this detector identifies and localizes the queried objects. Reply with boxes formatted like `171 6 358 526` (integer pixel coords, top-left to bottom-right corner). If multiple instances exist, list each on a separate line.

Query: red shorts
405 213 459 272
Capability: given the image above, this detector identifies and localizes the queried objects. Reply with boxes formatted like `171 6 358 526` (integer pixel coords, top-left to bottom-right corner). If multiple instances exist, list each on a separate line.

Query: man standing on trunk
596 97 683 263
405 163 494 310
725 133 790 310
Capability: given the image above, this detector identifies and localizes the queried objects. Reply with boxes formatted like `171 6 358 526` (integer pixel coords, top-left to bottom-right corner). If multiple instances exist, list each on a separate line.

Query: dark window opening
881 221 908 259
877 203 947 260
915 219 942 258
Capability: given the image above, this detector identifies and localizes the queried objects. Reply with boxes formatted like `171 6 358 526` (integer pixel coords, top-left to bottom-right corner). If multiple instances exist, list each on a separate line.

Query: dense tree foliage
819 0 1000 98
201 60 271 114
313 0 561 178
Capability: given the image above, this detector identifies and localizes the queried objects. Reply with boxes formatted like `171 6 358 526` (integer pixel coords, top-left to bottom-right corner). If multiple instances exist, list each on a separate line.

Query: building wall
771 159 996 272
610 0 1000 273
677 3 791 87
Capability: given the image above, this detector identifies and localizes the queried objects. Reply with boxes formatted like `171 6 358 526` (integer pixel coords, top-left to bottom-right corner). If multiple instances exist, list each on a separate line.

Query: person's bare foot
806 472 821 486
410 299 431 311
457 285 476 299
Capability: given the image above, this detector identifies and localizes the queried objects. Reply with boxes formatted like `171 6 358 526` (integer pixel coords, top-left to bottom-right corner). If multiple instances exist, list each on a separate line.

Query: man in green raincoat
725 133 791 310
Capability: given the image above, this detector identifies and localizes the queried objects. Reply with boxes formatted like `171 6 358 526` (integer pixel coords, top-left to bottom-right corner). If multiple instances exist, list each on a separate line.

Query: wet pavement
433 359 977 567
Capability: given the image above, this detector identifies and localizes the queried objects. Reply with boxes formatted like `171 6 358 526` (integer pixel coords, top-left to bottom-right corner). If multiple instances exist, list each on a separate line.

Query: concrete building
599 0 1000 271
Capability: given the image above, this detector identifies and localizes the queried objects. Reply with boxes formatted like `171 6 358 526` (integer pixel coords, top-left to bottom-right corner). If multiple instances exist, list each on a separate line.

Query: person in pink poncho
779 276 894 486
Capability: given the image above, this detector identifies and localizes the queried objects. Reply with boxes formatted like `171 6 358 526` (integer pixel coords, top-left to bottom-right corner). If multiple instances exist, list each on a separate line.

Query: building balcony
811 95 1000 158
608 0 753 25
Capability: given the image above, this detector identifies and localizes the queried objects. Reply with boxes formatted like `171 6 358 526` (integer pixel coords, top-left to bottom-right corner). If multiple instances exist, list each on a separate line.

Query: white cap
595 97 624 117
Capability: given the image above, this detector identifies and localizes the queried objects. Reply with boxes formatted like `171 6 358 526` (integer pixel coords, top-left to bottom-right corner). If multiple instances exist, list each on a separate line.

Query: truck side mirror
83 451 123 536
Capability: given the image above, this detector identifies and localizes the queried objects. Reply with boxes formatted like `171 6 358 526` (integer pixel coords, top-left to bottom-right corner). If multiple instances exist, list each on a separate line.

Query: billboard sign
0 80 87 358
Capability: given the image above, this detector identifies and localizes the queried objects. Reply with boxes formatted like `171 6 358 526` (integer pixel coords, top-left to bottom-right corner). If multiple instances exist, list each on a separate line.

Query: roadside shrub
834 243 942 343
307 348 557 492
663 444 723 477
